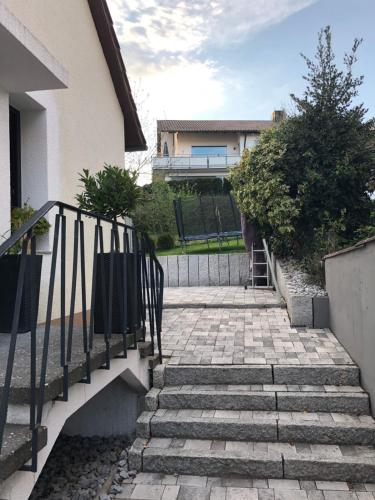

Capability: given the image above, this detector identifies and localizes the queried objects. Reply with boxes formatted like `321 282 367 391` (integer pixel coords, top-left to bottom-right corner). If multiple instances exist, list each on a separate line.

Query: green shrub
3 203 51 254
11 203 50 236
132 181 193 236
156 233 175 250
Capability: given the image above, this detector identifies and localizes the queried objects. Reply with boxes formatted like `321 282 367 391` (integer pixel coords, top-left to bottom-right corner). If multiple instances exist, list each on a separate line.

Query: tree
230 26 375 262
125 80 157 185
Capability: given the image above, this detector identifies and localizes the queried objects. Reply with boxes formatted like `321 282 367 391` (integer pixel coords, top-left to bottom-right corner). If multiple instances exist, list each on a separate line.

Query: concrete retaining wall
158 253 251 287
276 260 329 328
325 237 375 414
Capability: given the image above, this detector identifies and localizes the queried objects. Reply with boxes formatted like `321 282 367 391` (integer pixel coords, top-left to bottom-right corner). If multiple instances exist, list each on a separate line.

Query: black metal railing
0 201 163 472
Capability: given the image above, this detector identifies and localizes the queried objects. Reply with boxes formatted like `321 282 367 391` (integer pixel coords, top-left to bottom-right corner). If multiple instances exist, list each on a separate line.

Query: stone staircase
129 363 375 485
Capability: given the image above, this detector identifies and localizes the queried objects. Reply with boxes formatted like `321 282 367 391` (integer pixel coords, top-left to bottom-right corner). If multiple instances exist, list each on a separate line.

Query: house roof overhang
157 120 274 134
0 3 68 93
87 0 147 152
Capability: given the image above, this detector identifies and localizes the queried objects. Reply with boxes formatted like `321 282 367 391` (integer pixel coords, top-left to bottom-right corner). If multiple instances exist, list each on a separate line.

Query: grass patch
156 237 245 256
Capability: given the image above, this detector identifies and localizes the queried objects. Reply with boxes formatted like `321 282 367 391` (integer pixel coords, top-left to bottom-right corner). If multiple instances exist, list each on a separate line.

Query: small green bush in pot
75 164 141 335
76 164 140 220
0 203 50 333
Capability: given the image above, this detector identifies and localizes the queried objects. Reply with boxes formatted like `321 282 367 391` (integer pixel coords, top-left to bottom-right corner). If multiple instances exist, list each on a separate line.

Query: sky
107 0 375 181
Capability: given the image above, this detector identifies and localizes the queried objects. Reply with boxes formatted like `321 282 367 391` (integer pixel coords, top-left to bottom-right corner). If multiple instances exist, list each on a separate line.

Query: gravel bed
280 259 327 297
30 435 134 500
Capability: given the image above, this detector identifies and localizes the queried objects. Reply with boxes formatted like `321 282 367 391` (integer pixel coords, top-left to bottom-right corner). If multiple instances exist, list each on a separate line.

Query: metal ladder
251 243 270 287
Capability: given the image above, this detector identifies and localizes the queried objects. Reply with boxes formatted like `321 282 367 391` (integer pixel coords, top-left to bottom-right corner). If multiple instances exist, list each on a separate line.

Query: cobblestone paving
164 286 281 307
146 436 375 457
154 408 374 424
161 308 354 366
118 472 375 499
159 385 365 394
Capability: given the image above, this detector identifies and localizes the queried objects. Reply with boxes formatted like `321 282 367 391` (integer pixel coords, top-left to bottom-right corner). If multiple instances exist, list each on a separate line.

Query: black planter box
94 253 142 334
0 254 43 333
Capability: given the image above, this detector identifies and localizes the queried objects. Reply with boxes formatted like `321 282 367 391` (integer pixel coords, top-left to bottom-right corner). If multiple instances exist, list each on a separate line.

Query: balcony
152 155 241 170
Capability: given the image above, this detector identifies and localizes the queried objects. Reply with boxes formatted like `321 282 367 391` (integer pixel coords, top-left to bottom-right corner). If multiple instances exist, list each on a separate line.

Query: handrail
0 201 135 258
0 201 164 475
153 154 242 158
262 238 281 297
152 154 241 170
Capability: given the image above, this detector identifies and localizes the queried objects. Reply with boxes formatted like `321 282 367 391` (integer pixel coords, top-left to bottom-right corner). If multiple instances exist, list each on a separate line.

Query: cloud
144 58 229 118
107 0 316 119
109 0 316 54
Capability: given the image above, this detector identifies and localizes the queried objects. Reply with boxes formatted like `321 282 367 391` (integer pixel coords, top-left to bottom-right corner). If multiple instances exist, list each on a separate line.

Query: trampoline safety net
173 194 242 243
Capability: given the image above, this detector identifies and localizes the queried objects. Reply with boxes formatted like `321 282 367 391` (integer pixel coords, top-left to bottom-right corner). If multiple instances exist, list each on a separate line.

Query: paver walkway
125 288 375 500
161 308 353 366
164 286 281 307
119 473 375 499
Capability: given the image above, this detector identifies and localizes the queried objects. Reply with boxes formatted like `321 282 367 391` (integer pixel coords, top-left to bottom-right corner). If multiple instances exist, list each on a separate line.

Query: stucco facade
0 86 10 236
0 0 144 320
0 0 125 226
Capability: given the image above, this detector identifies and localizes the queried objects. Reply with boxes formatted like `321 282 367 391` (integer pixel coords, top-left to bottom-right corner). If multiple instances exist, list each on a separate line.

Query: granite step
163 365 273 386
140 438 284 479
140 409 375 445
157 385 370 414
162 364 360 387
0 325 142 405
133 437 375 482
0 424 47 481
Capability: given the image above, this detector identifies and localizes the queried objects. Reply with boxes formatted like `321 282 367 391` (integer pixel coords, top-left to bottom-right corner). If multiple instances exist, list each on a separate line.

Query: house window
191 146 227 156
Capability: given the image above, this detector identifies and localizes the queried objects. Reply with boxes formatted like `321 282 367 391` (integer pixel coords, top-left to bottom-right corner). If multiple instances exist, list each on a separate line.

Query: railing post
59 207 68 401
79 218 90 383
37 213 60 424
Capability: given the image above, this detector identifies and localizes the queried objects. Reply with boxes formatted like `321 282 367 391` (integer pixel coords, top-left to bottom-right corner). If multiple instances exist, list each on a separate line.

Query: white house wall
174 132 240 157
0 1 129 319
0 86 10 237
2 0 126 207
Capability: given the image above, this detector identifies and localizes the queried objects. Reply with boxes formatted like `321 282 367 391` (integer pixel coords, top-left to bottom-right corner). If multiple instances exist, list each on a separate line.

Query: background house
152 112 284 183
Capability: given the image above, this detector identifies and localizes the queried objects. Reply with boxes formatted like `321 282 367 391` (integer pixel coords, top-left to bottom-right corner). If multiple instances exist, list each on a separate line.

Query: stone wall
276 260 329 328
325 236 375 414
158 253 251 287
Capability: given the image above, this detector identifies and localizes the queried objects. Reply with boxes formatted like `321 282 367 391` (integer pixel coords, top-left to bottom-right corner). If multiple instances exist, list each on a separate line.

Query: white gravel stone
279 260 327 297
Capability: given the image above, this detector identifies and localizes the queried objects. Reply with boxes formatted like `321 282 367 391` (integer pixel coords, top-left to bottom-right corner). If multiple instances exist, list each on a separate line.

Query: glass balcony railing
152 155 241 169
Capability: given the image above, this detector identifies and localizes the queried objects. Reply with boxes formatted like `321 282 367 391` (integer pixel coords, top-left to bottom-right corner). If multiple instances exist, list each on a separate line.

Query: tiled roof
157 120 274 133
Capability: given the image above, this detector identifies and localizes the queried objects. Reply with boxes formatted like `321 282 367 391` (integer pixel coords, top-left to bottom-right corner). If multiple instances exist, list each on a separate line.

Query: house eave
87 0 147 153
0 3 68 93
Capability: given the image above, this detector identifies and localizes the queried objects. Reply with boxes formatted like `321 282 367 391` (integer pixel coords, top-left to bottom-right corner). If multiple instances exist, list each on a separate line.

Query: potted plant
76 164 141 334
0 203 50 333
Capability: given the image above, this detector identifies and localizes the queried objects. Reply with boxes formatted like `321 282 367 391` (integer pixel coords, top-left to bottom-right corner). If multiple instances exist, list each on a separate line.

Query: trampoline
173 194 242 249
